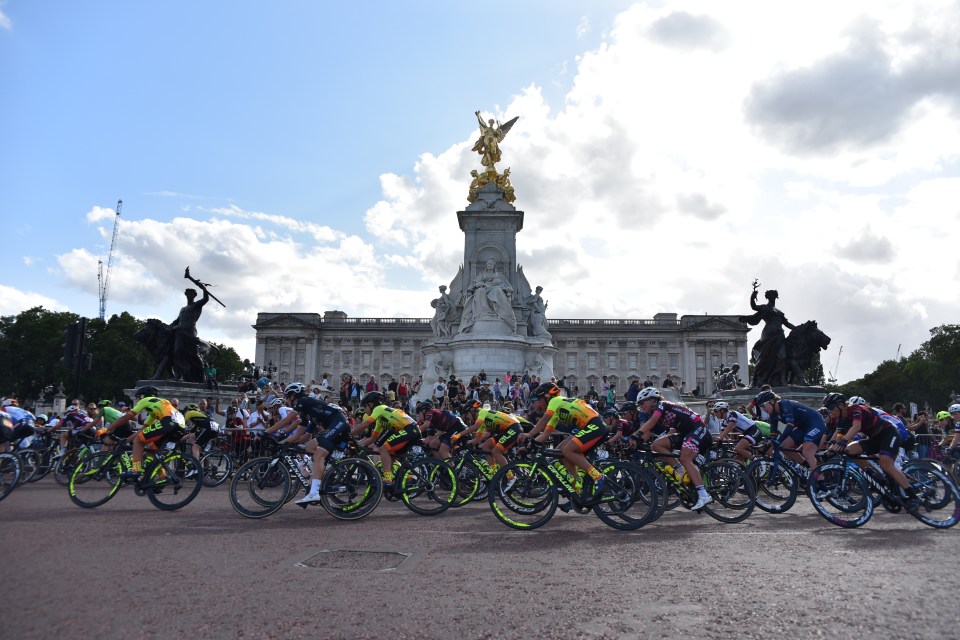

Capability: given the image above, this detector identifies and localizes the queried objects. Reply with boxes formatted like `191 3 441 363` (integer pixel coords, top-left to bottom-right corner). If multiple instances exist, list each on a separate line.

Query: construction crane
827 345 843 385
97 199 122 320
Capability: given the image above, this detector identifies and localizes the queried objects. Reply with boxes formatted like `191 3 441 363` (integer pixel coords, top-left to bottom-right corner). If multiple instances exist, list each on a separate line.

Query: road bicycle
355 441 459 516
0 451 20 501
229 442 382 521
745 439 810 514
68 442 203 510
808 450 960 529
633 444 756 524
487 439 659 531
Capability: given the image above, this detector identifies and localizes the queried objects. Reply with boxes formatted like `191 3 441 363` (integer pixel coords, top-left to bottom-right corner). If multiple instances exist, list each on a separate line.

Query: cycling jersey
476 408 521 435
130 396 185 445
292 396 349 433
649 401 703 437
769 399 826 444
369 406 416 439
62 411 93 434
543 397 599 432
421 409 465 437
837 404 884 438
724 410 762 444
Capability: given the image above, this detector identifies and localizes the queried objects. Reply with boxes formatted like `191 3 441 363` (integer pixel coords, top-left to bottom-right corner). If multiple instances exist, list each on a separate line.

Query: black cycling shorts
315 421 350 453
855 424 900 459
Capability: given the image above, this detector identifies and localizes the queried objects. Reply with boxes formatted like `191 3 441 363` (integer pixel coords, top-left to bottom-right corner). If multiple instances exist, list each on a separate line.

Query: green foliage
0 307 80 401
841 324 960 410
206 342 244 381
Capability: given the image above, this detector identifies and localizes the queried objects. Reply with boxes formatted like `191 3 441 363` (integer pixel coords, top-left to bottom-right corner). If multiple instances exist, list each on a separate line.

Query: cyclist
756 390 826 470
634 387 713 510
417 400 466 459
101 386 186 478
938 404 960 454
92 399 134 452
0 399 35 452
521 382 609 496
272 382 354 506
454 403 523 479
714 401 763 464
182 403 220 462
59 404 94 455
823 393 919 506
350 391 420 493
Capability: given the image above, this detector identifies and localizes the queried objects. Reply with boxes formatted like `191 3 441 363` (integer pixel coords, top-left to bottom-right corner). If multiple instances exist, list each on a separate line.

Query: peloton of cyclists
755 390 826 471
713 401 763 464
100 386 186 478
417 400 467 460
350 391 420 495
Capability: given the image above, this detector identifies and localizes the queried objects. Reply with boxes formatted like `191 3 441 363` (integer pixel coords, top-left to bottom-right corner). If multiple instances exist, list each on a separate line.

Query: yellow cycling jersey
475 408 521 435
370 405 416 437
130 396 176 428
544 397 598 431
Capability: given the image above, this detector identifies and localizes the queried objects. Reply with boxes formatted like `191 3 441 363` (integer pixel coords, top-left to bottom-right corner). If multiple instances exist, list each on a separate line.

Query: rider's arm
265 411 298 435
635 413 662 442
717 419 736 442
350 417 374 439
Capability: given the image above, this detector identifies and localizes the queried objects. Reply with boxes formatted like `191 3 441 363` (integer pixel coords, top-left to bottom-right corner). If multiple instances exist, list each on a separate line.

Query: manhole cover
298 550 410 572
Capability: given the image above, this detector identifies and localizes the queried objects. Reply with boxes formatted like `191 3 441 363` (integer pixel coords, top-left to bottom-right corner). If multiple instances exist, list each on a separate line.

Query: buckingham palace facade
252 310 749 396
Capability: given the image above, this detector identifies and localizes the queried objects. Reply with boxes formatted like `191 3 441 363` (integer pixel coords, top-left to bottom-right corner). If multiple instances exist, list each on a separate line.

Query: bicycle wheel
15 449 39 485
68 452 123 508
701 460 756 523
487 462 558 530
747 458 799 513
320 457 383 520
200 451 233 487
32 446 56 480
902 461 960 529
397 457 457 516
0 452 21 501
451 459 481 507
54 448 85 486
25 448 48 482
229 457 290 519
592 461 660 530
807 461 873 528
146 452 203 510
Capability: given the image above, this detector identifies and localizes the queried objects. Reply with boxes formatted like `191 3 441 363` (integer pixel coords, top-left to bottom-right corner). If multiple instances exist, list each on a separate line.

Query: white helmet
269 398 284 408
637 387 661 402
713 401 729 411
949 404 960 414
847 396 867 406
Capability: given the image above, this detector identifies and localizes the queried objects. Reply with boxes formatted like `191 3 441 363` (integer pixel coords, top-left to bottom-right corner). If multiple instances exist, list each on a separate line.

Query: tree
82 312 155 402
206 342 244 381
0 307 80 402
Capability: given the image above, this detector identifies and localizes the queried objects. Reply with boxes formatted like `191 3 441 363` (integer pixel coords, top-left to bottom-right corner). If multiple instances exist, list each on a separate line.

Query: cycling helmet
284 382 306 397
847 395 867 406
937 411 952 420
2 398 17 407
713 401 729 411
602 407 620 418
530 383 560 401
754 390 779 407
65 404 80 413
821 392 846 410
269 398 284 408
619 401 637 413
135 385 159 398
361 391 383 407
415 401 434 414
36 414 48 423
949 404 960 414
637 387 661 403
98 399 112 407
462 399 482 413
184 403 200 412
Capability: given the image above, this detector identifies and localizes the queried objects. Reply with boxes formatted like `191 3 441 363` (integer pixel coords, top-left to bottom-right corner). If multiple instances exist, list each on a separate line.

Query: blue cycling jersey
769 399 823 434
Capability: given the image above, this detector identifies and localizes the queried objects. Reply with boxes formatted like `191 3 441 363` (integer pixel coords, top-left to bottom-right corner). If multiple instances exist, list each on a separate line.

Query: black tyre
702 460 756 523
592 461 660 530
320 457 383 520
487 462 558 530
747 458 799 513
146 452 203 510
15 449 39 485
807 461 873 528
902 461 960 529
68 452 123 508
0 452 21 501
200 451 233 487
229 457 290 519
54 448 88 486
398 457 457 516
451 459 481 507
25 448 49 482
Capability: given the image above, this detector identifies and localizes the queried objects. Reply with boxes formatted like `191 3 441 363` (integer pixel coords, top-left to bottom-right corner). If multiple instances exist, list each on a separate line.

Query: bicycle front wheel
398 457 457 516
702 460 755 523
229 457 290 519
487 462 558 530
146 452 203 510
200 451 233 487
592 461 660 530
320 457 383 521
15 449 39 485
68 452 123 508
0 452 21 501
747 458 799 513
807 461 873 528
903 461 960 529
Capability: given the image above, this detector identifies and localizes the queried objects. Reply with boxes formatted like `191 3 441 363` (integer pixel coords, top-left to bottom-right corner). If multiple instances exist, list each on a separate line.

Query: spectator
625 380 640 402
642 376 653 388
365 376 379 393
433 378 447 406
662 375 675 389
397 377 410 406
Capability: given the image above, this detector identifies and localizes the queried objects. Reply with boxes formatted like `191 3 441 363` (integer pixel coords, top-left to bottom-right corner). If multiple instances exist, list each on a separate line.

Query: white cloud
0 284 60 315
0 3 10 31
85 205 119 223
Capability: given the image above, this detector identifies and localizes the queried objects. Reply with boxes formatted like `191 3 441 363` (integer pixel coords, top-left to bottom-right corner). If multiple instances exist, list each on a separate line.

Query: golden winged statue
471 111 519 170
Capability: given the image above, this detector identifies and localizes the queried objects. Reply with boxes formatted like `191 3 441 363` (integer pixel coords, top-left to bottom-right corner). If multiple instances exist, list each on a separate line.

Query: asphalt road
2 478 957 640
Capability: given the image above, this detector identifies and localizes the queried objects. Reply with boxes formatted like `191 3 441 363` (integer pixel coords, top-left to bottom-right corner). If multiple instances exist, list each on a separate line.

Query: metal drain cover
298 550 411 572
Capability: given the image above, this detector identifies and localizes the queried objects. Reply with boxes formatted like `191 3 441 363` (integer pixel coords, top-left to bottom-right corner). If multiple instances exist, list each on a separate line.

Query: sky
1 0 958 385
